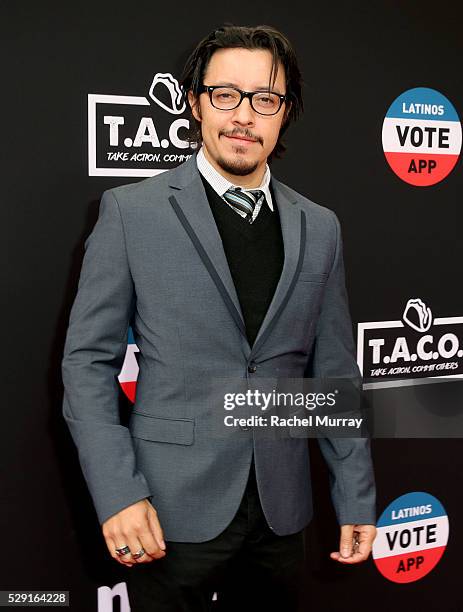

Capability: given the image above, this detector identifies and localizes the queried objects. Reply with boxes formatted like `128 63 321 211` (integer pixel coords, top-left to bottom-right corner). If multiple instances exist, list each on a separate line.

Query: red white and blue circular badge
382 87 461 186
373 491 449 583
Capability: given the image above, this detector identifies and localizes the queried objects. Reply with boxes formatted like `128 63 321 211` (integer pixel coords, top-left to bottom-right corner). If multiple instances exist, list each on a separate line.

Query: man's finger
123 530 146 565
148 507 167 551
330 549 369 564
106 535 134 567
339 524 354 558
138 527 166 561
357 533 373 559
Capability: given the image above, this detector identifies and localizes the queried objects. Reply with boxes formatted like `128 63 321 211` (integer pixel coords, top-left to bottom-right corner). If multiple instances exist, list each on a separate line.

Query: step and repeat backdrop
3 1 462 610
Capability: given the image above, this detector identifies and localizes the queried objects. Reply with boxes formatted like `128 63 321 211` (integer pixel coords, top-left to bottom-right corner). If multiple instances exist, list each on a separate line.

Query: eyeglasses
198 84 288 116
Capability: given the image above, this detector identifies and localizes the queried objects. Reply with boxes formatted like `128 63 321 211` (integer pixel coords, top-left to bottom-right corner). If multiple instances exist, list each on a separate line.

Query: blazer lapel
250 177 305 358
167 154 248 341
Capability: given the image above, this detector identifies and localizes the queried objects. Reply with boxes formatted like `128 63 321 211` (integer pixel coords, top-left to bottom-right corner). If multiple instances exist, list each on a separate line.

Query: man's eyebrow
212 81 283 93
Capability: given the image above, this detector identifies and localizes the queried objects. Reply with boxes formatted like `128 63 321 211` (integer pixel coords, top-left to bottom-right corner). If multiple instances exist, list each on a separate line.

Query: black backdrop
3 1 462 610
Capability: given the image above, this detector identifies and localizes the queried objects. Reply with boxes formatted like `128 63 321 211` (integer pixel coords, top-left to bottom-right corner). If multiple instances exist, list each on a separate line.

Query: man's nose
232 96 255 124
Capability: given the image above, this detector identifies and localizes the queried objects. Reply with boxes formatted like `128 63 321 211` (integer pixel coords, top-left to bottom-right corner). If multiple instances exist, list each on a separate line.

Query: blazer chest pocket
130 412 194 446
298 272 328 283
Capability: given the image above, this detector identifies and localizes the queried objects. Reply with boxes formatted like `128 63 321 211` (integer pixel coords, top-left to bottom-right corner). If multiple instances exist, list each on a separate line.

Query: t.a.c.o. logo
373 491 449 583
382 87 461 186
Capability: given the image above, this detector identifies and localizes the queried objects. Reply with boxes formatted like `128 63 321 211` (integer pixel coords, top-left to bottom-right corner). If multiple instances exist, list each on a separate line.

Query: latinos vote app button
382 87 461 186
373 491 449 583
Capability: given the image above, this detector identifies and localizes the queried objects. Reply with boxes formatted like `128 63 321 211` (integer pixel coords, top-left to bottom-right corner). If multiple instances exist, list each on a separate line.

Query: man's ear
188 90 202 123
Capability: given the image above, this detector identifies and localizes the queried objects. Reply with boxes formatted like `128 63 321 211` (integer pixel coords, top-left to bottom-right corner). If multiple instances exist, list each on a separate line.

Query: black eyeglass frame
198 84 288 116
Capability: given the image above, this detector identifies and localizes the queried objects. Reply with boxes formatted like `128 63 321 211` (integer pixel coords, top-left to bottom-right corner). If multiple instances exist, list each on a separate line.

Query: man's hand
102 498 166 567
330 524 377 564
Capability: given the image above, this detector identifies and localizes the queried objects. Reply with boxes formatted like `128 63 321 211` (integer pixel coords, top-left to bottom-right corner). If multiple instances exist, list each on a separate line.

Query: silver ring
115 545 130 556
132 548 146 559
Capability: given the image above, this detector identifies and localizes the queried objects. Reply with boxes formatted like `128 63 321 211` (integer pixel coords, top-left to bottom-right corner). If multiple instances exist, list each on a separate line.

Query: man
62 24 376 611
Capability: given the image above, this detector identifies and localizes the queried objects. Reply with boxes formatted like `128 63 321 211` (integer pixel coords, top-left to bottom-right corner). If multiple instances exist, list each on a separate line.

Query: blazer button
248 362 257 374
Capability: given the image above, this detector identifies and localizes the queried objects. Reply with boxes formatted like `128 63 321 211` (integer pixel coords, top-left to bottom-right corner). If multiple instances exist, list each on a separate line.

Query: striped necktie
222 187 265 223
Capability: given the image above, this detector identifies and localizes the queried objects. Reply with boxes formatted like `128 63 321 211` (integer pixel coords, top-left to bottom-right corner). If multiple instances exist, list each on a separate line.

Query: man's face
188 47 290 180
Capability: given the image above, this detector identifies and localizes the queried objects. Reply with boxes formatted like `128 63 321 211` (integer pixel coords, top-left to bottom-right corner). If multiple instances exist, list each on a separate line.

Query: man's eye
257 95 275 104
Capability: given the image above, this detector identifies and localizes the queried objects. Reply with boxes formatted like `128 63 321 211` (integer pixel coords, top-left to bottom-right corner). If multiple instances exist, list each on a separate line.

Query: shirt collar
196 145 274 211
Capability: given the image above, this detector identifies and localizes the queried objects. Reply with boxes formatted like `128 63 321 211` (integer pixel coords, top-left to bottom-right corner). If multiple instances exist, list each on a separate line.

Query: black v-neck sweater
199 173 284 347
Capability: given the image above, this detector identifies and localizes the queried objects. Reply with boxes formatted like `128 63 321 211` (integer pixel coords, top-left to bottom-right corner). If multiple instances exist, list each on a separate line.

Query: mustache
221 129 262 144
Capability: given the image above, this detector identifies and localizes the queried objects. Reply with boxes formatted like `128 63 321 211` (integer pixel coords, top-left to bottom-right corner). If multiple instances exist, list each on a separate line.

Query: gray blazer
61 150 376 541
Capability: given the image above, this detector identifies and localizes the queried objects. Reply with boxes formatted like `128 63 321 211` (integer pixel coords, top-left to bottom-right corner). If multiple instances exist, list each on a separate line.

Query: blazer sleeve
309 210 376 526
61 189 152 526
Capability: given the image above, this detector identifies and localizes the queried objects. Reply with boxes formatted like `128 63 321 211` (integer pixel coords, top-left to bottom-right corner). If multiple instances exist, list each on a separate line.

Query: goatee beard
215 153 259 177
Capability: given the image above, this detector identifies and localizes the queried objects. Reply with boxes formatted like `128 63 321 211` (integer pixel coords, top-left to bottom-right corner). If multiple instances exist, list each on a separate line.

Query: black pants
126 458 306 611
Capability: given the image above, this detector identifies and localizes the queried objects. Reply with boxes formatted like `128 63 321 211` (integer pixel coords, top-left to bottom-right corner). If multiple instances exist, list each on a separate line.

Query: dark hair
179 24 304 161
